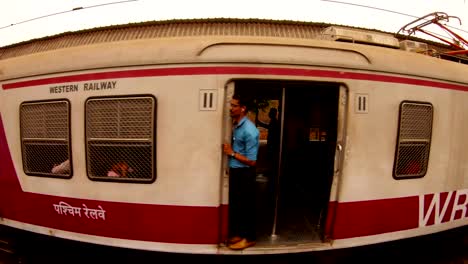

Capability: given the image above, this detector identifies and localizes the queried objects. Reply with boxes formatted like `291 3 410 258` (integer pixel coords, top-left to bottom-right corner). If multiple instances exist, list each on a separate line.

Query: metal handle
334 143 343 174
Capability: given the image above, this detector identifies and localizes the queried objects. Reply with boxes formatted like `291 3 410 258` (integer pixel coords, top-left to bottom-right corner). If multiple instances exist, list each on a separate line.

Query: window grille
86 96 156 182
393 102 433 179
20 100 72 178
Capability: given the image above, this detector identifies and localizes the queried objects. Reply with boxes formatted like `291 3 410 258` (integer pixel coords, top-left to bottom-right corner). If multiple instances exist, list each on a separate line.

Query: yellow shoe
228 238 256 250
227 236 243 245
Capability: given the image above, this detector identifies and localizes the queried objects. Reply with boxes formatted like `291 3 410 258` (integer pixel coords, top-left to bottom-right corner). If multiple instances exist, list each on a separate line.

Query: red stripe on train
3 66 468 91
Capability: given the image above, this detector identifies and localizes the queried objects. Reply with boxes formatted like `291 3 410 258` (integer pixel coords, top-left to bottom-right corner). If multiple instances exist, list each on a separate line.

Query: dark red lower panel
328 196 419 239
11 192 220 244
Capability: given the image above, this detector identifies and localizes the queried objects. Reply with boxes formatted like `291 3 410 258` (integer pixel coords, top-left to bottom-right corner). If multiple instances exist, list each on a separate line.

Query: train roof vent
321 26 400 48
399 40 430 53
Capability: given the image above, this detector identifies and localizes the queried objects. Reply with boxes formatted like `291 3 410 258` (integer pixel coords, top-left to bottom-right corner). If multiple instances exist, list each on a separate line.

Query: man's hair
232 94 250 110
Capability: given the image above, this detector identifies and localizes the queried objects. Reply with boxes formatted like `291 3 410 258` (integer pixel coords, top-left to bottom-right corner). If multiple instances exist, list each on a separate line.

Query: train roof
0 18 467 85
0 18 465 59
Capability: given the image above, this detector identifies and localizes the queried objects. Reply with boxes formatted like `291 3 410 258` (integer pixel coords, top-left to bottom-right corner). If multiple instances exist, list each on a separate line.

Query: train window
393 102 433 179
20 100 72 178
85 96 156 183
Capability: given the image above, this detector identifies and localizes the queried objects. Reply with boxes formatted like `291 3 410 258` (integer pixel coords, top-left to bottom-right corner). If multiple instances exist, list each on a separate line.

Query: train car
0 19 467 255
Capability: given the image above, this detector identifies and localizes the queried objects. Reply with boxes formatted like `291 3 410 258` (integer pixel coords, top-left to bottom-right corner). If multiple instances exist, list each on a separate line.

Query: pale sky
1 0 467 47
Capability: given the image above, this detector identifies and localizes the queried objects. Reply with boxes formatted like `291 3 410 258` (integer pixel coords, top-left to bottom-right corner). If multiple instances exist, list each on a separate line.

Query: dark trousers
229 167 256 241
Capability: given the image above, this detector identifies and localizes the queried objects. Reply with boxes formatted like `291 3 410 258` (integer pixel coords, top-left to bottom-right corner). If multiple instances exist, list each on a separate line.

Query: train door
224 80 342 247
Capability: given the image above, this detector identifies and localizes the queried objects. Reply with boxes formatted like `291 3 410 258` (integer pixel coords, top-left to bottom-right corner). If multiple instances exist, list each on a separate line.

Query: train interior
229 80 340 248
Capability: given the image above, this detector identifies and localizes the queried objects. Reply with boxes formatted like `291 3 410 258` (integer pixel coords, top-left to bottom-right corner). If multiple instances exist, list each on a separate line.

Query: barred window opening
86 96 156 183
394 102 433 179
20 100 72 178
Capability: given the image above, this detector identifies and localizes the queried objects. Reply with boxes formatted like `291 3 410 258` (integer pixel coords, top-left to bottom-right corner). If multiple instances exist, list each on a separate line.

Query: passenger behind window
107 161 134 177
401 160 421 175
51 159 71 174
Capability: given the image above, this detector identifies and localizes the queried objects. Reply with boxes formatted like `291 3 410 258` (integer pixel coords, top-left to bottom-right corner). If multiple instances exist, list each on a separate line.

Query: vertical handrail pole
271 87 286 238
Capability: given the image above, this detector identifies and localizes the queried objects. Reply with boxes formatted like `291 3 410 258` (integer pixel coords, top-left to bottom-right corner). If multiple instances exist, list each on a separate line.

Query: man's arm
222 143 257 167
232 152 256 167
242 131 259 167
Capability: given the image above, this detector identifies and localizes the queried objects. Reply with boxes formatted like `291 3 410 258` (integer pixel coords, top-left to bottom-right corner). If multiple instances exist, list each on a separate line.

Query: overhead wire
1 0 465 44
0 0 138 30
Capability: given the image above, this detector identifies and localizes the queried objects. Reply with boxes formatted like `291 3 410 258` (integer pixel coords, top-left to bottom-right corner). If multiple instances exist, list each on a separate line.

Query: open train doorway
229 80 341 247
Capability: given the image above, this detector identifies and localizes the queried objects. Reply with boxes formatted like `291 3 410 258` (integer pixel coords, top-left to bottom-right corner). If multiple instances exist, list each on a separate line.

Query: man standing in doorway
223 94 260 250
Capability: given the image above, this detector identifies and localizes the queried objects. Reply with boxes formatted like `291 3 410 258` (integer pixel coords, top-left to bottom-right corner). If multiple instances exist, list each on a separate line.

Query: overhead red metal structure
397 12 468 55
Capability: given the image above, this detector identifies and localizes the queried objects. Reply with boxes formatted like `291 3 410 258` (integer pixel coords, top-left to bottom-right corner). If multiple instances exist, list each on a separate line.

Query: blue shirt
229 116 259 168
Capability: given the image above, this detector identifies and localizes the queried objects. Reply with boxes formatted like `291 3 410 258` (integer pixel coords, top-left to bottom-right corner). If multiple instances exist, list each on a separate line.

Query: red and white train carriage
0 19 467 254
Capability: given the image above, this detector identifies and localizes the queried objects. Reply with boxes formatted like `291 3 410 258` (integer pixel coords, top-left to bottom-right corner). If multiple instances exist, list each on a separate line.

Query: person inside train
107 161 133 177
51 159 70 174
222 94 260 250
255 107 280 179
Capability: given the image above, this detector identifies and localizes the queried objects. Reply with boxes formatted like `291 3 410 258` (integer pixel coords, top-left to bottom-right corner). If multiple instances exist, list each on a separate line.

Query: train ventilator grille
86 96 156 182
20 100 72 178
394 102 433 178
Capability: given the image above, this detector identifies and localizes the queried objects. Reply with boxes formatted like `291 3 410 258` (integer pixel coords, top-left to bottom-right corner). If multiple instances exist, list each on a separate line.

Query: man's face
230 99 243 118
